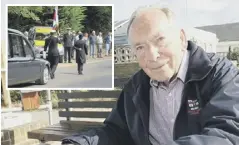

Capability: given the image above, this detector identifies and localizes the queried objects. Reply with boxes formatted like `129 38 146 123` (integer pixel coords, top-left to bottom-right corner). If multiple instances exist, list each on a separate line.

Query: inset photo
7 5 113 89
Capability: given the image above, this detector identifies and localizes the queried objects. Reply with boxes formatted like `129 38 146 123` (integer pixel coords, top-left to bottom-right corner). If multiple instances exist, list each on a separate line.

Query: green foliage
39 91 47 105
51 91 59 108
8 6 112 35
83 6 112 34
8 6 52 31
10 90 21 103
58 6 86 33
227 46 239 61
39 90 68 108
231 51 239 60
8 6 42 21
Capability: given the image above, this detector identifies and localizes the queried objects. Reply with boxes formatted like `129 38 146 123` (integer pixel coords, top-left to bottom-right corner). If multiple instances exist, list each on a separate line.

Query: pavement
9 57 113 89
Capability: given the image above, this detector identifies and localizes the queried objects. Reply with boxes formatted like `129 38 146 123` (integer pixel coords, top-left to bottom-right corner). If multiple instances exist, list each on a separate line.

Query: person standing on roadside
97 32 103 58
89 30 97 58
71 31 76 60
105 32 111 56
63 28 74 63
75 31 82 41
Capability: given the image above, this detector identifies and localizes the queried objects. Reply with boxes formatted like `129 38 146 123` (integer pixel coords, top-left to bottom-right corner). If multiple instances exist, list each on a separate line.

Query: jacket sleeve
73 41 77 48
61 90 135 145
44 38 49 51
172 58 239 145
84 43 88 55
71 35 74 41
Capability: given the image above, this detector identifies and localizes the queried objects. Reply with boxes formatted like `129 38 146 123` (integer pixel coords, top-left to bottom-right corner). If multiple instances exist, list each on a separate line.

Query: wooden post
1 40 5 69
47 90 53 125
66 90 72 121
1 40 11 108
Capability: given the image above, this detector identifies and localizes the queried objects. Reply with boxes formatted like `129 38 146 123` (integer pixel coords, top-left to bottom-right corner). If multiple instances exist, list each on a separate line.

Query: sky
112 0 239 27
1 0 239 40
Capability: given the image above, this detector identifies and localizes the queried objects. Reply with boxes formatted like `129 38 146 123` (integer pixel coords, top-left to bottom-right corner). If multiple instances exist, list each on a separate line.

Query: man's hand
43 51 47 59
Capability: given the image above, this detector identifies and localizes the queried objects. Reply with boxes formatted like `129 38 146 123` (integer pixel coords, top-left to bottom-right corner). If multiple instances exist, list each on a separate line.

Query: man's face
128 10 187 82
92 31 95 35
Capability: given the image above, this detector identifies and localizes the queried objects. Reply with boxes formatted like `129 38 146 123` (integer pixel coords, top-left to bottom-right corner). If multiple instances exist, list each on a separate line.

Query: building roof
114 19 129 36
114 19 239 42
196 22 239 42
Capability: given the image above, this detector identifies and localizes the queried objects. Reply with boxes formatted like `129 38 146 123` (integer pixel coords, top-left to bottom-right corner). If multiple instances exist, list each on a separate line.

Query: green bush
230 51 239 60
39 91 47 105
39 90 60 108
10 90 21 103
51 91 59 109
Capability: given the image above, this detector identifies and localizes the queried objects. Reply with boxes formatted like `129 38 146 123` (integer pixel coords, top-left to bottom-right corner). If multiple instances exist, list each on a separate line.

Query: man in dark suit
44 30 61 79
74 34 88 75
63 28 74 63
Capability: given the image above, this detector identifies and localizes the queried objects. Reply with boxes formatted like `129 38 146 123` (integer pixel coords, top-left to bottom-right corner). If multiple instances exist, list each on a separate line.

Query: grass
114 62 140 78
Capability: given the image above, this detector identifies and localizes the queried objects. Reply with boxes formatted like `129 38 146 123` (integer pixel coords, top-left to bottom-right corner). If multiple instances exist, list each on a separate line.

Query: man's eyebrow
151 33 163 40
134 42 143 47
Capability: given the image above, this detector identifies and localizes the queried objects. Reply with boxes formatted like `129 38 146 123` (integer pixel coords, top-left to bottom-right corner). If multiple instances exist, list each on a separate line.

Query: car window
10 34 24 57
22 38 33 58
35 33 48 40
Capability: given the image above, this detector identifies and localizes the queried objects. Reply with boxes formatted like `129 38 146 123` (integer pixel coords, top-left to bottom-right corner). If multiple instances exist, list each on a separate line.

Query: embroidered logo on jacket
187 99 201 115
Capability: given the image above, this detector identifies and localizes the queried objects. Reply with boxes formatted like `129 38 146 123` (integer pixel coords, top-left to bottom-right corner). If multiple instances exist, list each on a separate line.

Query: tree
8 6 109 35
58 6 86 33
8 6 44 31
8 6 55 31
8 6 42 21
83 6 112 35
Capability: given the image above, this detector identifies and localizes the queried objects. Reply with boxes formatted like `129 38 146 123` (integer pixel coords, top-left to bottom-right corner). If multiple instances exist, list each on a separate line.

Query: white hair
127 5 182 35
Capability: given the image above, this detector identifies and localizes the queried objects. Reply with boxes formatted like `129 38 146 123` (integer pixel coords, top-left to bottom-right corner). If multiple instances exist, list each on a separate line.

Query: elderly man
62 6 239 145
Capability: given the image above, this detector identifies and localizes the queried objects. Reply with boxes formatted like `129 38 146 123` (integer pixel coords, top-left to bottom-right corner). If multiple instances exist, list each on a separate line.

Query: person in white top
97 32 103 58
75 31 82 41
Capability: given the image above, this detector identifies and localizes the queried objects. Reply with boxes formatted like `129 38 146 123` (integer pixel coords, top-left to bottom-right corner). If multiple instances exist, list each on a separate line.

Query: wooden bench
28 90 121 143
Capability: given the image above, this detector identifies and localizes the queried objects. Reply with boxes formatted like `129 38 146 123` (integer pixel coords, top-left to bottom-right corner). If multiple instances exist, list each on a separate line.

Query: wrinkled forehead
128 10 171 45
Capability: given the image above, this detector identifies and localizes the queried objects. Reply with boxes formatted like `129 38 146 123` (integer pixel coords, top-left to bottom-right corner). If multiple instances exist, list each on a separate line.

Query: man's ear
180 29 187 49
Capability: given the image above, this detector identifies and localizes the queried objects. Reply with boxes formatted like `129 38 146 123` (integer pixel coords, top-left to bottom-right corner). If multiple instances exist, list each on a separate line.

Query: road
10 58 113 89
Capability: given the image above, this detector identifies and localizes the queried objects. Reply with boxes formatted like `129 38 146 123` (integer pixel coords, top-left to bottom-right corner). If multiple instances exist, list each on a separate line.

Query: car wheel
59 55 63 63
36 66 49 85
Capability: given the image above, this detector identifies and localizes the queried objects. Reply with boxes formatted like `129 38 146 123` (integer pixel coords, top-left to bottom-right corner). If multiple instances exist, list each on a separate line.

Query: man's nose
145 44 160 61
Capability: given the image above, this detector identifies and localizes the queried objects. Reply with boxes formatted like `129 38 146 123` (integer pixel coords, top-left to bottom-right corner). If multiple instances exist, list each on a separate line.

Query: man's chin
147 74 171 82
154 77 170 82
143 69 172 81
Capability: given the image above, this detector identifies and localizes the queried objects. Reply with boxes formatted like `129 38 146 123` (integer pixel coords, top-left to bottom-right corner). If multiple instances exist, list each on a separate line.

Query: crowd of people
43 28 112 79
63 28 112 63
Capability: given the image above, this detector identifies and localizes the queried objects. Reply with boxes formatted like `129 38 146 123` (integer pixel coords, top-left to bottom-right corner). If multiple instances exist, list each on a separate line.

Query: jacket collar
185 41 214 83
